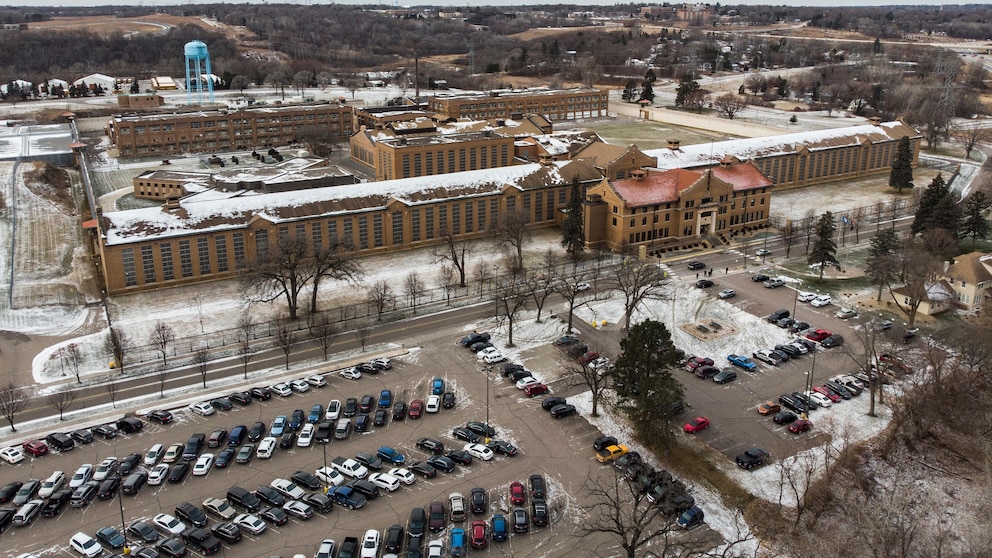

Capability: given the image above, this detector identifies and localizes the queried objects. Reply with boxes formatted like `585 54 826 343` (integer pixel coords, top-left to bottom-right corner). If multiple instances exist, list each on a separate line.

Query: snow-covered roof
432 87 602 101
0 123 74 161
643 120 919 170
611 163 772 208
74 73 116 86
102 159 601 245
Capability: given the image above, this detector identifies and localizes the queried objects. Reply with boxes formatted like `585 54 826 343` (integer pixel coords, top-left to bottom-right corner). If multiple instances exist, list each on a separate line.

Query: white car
796 291 817 302
306 374 327 387
0 446 24 464
835 307 858 319
270 383 293 397
147 463 169 485
575 282 591 291
463 443 494 461
315 466 346 487
69 532 104 558
193 453 214 476
257 437 277 459
93 457 117 481
271 478 306 500
325 400 342 420
752 350 779 366
718 288 736 299
189 401 216 416
315 539 337 558
755 248 772 256
371 357 392 370
368 472 401 492
144 443 164 466
589 357 611 371
788 341 809 354
806 391 833 408
515 376 541 389
69 464 93 489
153 513 187 537
203 497 237 520
340 367 362 380
477 347 501 360
425 395 441 413
234 513 267 535
810 294 833 307
289 379 310 393
162 443 183 463
388 467 416 485
483 352 505 364
427 539 444 558
297 423 315 447
39 471 65 498
360 528 381 558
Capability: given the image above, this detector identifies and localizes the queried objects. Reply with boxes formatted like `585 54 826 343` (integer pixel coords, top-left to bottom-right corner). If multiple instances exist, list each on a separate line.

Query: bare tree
875 199 886 233
189 292 205 333
106 378 119 409
471 261 493 296
713 92 748 119
355 322 372 352
103 327 133 374
563 360 611 417
581 467 681 558
952 123 992 160
47 386 75 420
490 207 531 275
237 310 255 380
0 383 27 432
779 217 797 257
892 237 945 328
193 348 209 388
554 274 591 333
778 450 821 526
311 315 337 360
890 196 904 229
404 272 427 312
367 280 393 321
801 209 816 254
436 265 456 304
65 343 82 383
241 235 314 321
149 321 176 367
157 366 168 398
613 262 669 331
525 272 556 323
307 239 363 315
276 321 294 369
432 226 470 287
493 276 530 347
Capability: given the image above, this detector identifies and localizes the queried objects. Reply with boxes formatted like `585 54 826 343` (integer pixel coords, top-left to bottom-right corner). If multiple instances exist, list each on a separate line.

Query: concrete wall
610 101 781 138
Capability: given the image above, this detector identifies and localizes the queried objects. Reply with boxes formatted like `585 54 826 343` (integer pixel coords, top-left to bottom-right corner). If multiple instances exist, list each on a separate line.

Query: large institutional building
427 88 609 121
91 119 921 295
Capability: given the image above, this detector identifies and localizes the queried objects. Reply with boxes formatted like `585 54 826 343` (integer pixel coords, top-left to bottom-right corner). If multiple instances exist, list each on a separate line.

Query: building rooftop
611 163 772 208
430 87 603 101
112 102 348 123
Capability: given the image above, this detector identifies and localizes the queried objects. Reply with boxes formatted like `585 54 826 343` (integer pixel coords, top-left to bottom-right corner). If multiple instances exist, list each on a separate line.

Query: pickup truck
331 456 369 479
596 444 629 463
735 447 770 470
328 486 367 510
182 527 222 555
338 536 360 558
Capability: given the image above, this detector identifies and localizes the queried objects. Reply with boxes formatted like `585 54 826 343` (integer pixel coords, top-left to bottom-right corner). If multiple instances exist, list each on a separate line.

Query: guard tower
184 40 214 105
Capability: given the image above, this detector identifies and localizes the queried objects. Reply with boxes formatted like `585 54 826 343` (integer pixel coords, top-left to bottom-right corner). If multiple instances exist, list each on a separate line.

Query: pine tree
808 212 837 280
912 173 949 235
612 319 684 442
889 136 914 192
675 73 700 108
560 179 585 254
962 191 991 249
865 228 900 301
639 80 654 103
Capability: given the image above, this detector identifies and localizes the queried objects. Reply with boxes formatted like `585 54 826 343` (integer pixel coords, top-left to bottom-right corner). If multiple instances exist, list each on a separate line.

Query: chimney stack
667 139 680 151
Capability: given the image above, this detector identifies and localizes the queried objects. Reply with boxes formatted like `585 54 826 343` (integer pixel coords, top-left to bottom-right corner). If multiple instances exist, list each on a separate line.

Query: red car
524 383 549 397
683 417 710 433
470 520 488 549
789 419 813 434
813 385 841 403
509 481 526 505
577 351 600 364
880 353 912 373
684 356 714 372
408 399 424 419
806 329 832 342
22 440 49 457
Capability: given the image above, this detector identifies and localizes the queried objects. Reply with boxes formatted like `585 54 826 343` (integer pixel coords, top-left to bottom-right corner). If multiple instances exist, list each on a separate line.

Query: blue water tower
184 40 214 105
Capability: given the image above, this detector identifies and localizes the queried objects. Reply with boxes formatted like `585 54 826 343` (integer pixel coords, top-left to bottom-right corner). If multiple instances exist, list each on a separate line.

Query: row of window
122 234 244 287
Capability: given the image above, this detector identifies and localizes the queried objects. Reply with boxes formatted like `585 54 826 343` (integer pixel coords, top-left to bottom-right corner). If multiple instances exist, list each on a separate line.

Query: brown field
27 14 256 43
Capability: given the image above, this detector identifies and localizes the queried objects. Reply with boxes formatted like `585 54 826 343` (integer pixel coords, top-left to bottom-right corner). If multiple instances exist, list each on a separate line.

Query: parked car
713 369 737 383
764 278 785 288
810 294 833 307
718 288 736 299
684 417 710 433
727 354 757 370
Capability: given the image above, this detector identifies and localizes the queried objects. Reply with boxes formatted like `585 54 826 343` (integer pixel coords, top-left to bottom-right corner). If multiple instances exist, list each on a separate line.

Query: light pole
321 439 328 493
802 349 817 420
484 365 491 444
792 279 803 320
116 471 129 555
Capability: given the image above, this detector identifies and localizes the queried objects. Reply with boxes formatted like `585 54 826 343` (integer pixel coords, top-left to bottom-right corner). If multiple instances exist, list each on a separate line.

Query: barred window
343 218 353 245
490 198 499 223
452 204 461 235
233 233 245 268
328 221 338 243
179 240 193 277
392 212 404 245
534 193 542 222
279 226 289 241
197 238 211 275
122 248 136 286
465 202 473 232
312 221 323 248
546 191 554 220
411 209 421 242
358 217 368 249
425 207 435 240
295 223 306 240
160 243 174 281
215 236 229 273
141 245 155 283
373 214 383 248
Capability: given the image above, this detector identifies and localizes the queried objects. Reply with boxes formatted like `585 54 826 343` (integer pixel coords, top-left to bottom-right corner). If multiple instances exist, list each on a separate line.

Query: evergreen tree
560 179 585 254
808 212 838 280
889 136 914 192
611 319 684 443
674 73 700 108
639 80 654 103
621 79 638 102
962 191 991 249
912 173 949 235
644 68 656 83
865 228 900 301
931 195 962 239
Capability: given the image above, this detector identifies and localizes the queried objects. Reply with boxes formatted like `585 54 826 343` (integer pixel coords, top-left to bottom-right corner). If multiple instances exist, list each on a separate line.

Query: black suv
291 471 321 491
116 417 144 434
767 309 790 323
45 432 75 452
182 527 222 555
529 475 546 499
175 501 208 528
735 447 770 470
416 437 445 455
460 332 490 347
470 488 487 514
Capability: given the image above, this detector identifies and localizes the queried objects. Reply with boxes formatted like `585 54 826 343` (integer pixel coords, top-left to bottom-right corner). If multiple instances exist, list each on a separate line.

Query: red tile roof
610 163 771 208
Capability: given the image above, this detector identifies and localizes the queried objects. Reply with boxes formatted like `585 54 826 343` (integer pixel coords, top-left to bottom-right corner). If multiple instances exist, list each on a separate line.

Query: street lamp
802 350 817 420
116 471 130 555
321 439 328 493
792 279 803 319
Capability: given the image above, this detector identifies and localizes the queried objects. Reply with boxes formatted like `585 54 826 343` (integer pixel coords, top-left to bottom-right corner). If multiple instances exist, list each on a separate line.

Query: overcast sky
10 1 984 8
